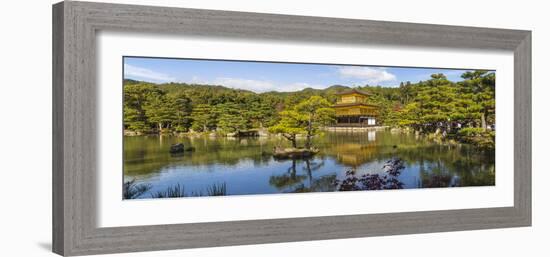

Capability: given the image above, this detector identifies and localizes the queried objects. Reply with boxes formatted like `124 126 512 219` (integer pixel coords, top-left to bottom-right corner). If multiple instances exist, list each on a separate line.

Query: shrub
456 127 495 149
457 127 485 137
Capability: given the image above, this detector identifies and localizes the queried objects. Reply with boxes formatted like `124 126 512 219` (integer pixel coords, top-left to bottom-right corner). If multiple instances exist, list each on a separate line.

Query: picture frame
52 1 531 256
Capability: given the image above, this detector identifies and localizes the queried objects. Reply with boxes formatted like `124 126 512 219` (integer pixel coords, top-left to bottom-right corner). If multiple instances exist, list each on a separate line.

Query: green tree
245 101 276 128
293 96 335 149
460 71 495 130
168 92 193 132
190 104 216 132
142 91 176 132
123 83 158 132
216 103 248 133
395 71 495 136
270 96 335 149
123 105 148 132
268 110 305 148
397 74 459 133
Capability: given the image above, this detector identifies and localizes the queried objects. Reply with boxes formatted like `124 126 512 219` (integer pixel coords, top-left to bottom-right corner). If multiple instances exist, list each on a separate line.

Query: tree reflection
269 160 307 190
269 159 337 193
125 130 496 195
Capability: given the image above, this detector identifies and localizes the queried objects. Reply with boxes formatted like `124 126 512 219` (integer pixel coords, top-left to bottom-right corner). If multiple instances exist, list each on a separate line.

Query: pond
123 129 495 199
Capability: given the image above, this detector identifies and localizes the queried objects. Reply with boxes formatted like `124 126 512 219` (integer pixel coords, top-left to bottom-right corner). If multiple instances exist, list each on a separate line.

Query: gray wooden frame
52 1 531 256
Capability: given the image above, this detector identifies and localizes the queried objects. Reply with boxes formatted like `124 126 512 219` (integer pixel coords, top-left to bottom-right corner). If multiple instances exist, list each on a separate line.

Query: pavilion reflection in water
322 130 380 167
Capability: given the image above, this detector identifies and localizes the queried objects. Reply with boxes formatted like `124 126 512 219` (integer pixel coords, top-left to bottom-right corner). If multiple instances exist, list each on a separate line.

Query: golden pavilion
332 89 378 126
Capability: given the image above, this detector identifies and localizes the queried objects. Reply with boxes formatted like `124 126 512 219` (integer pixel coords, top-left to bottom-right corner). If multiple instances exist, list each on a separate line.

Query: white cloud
282 82 327 92
124 64 176 83
337 66 396 84
212 77 326 93
214 77 275 92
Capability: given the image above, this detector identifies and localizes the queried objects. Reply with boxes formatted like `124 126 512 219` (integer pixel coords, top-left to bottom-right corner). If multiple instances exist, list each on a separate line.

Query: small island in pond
122 57 495 200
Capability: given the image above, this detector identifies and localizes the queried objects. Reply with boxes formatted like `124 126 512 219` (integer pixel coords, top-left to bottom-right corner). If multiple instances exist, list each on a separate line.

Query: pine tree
216 103 248 133
190 104 215 132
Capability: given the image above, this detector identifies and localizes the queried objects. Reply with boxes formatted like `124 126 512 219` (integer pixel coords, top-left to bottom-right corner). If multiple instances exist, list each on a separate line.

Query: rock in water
169 143 185 154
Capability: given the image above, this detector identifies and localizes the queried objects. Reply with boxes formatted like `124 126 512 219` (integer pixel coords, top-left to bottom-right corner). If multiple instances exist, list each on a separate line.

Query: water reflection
368 130 376 141
269 159 338 193
124 129 495 199
335 158 405 191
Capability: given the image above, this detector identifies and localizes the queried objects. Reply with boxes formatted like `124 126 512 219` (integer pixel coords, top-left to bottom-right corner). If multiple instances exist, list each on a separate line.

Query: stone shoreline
322 126 389 132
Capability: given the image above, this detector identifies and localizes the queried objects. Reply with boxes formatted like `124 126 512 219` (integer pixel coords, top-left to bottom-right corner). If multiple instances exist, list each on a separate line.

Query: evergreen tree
245 101 276 128
168 92 193 132
270 96 335 149
143 91 177 132
293 96 335 149
216 103 248 133
460 71 495 130
123 83 158 132
190 104 216 132
268 110 305 148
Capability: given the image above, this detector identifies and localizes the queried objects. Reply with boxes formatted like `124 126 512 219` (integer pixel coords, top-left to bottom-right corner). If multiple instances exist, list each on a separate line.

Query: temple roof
332 102 378 108
334 88 372 96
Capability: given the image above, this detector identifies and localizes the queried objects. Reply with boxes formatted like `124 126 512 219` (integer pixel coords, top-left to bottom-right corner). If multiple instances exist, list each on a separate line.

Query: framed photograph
53 1 531 256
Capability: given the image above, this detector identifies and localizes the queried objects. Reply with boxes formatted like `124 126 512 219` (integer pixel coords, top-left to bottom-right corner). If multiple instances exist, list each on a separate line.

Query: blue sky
124 57 481 93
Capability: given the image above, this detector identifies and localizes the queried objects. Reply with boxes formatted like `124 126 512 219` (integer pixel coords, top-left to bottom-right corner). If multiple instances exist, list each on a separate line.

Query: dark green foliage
455 127 495 149
169 93 193 132
123 83 158 132
395 71 495 137
190 103 216 132
216 103 249 133
124 83 192 133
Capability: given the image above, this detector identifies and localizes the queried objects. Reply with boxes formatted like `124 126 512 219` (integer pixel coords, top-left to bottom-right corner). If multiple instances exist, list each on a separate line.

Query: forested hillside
123 71 495 147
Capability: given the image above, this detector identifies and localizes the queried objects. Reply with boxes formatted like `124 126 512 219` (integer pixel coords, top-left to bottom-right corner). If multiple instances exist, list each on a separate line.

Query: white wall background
0 0 547 256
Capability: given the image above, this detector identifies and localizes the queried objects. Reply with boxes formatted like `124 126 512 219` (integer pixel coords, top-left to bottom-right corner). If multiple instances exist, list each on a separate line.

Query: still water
124 130 495 199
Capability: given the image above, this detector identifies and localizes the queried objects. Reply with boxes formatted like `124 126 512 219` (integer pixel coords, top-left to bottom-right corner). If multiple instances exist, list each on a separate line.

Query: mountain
123 79 355 96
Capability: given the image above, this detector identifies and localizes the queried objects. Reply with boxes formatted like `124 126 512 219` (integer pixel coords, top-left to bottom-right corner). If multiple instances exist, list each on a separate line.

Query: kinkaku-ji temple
332 89 379 127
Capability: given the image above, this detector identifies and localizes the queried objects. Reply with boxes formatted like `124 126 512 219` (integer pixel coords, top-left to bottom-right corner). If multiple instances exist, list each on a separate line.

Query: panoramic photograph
122 57 496 200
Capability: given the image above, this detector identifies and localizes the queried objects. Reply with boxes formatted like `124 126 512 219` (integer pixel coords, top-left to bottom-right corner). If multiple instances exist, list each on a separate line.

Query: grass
206 183 227 196
151 183 187 198
151 182 227 199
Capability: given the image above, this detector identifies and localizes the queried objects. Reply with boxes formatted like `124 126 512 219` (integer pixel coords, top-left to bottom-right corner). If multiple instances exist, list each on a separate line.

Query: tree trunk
283 134 298 148
305 134 311 149
481 112 487 131
158 123 162 132
305 116 313 149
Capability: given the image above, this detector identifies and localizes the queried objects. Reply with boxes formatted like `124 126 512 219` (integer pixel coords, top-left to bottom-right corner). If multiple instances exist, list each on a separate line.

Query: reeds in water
207 182 227 196
151 182 227 198
152 183 187 198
